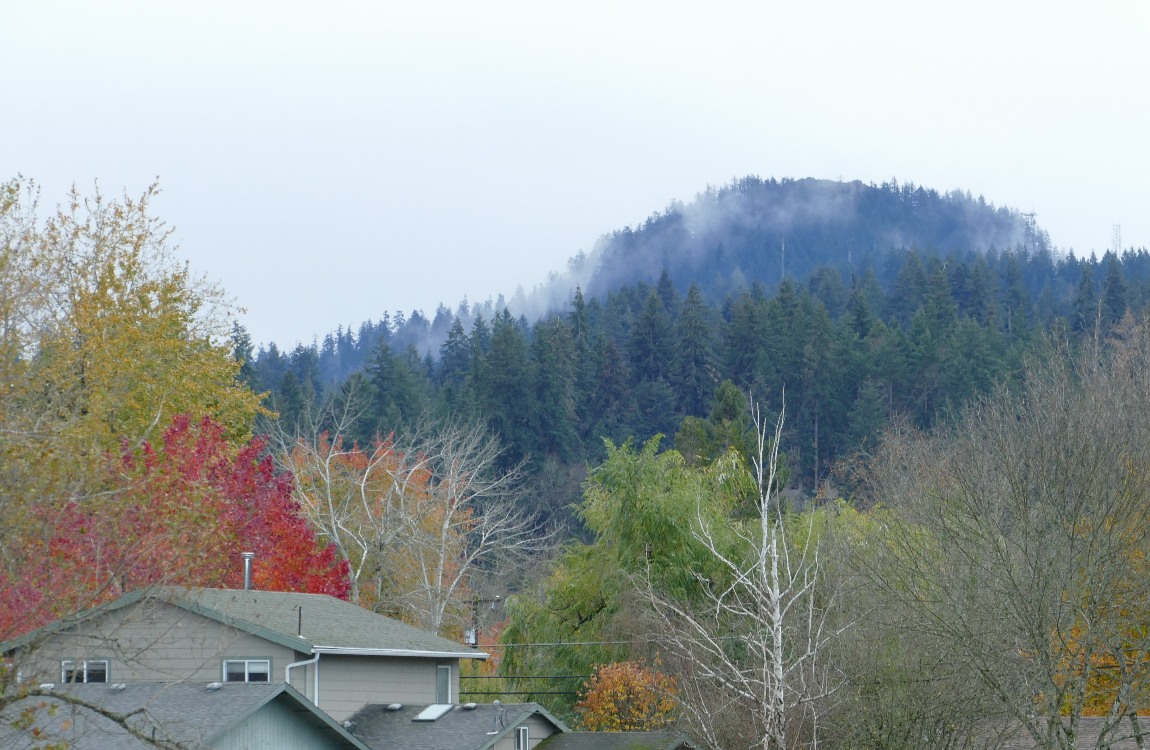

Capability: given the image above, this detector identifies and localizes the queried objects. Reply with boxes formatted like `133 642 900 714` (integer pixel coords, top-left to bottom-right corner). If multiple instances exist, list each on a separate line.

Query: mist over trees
244 176 1150 519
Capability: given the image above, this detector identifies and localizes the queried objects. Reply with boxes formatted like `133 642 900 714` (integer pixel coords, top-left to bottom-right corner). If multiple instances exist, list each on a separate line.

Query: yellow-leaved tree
1 177 263 501
0 177 266 632
576 661 677 732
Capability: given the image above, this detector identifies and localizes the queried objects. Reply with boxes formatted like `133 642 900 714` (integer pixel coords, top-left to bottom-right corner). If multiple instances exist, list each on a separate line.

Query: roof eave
314 645 489 660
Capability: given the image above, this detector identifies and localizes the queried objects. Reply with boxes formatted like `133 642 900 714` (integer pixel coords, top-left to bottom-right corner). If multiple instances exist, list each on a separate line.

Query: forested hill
242 176 1149 520
571 177 1036 304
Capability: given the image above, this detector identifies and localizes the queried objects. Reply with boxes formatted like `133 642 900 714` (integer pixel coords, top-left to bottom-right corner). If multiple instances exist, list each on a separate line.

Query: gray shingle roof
0 681 371 750
2 587 486 660
165 588 483 657
344 702 568 750
538 731 698 750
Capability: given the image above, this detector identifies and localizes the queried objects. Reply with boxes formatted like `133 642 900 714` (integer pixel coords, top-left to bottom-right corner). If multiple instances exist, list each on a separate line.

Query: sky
2 1 1148 348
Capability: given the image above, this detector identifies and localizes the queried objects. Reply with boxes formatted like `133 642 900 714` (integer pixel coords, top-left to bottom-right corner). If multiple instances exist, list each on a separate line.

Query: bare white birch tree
647 398 845 750
393 419 555 634
279 396 552 634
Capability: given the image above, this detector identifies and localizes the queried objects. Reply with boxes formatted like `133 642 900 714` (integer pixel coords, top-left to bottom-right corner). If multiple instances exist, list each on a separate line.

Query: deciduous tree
864 322 1150 749
0 415 348 640
576 661 677 732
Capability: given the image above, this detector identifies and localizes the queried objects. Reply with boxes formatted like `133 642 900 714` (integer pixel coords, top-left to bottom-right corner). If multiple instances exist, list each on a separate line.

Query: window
223 659 270 683
515 726 529 750
436 664 451 703
61 660 108 683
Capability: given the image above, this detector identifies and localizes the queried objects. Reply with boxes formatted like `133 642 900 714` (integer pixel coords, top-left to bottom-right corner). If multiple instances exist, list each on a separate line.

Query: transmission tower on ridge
1022 211 1037 254
1113 224 1122 255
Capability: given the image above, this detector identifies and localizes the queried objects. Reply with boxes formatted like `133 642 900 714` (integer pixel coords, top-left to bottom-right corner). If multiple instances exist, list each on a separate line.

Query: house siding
213 695 354 750
18 602 308 686
317 654 460 722
509 715 560 749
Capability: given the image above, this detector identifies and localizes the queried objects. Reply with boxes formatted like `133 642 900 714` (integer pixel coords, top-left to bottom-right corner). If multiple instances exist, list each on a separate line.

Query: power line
476 638 655 649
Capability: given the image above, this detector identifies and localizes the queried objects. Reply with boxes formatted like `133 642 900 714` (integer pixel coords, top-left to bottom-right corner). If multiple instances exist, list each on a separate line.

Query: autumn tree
0 178 277 646
863 321 1150 749
281 399 551 635
0 415 349 640
576 661 677 732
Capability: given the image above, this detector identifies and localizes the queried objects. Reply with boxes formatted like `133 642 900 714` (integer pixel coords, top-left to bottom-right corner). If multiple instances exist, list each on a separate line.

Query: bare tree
865 323 1150 750
647 398 846 750
279 396 553 634
394 418 553 633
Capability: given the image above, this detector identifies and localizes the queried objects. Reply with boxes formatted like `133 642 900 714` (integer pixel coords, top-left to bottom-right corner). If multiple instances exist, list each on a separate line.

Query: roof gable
0 681 372 749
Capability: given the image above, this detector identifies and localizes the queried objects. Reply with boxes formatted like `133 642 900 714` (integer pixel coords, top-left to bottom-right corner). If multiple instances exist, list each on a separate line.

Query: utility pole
464 595 501 648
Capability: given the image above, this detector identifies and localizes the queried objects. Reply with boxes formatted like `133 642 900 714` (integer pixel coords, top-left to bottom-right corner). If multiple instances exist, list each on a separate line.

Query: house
0 681 371 750
2 586 487 722
343 700 568 750
538 731 698 750
3 587 700 750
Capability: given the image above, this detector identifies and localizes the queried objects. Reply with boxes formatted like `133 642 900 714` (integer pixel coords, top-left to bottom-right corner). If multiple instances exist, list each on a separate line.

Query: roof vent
206 682 223 691
110 683 128 692
462 702 478 710
386 703 403 712
38 683 55 690
241 552 255 591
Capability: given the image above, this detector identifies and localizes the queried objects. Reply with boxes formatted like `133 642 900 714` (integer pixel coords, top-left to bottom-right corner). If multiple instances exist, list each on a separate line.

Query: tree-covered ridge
248 236 1150 517
580 176 1035 303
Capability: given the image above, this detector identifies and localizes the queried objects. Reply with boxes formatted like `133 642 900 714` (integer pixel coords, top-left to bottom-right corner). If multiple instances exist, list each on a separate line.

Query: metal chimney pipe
242 552 255 590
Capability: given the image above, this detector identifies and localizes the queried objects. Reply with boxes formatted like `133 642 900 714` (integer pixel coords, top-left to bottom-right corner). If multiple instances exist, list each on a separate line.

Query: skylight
413 704 454 722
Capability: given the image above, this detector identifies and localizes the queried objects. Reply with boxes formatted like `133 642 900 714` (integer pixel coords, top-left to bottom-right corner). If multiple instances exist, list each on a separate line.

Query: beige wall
317 654 460 722
17 601 468 725
490 716 559 750
17 601 308 686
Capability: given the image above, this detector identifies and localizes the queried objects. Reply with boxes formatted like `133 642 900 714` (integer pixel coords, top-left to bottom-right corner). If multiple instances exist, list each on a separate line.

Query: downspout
284 653 320 707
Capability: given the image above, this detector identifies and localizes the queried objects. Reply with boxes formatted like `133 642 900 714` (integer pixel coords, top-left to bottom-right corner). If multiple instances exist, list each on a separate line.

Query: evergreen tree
628 290 675 384
891 251 928 325
568 287 598 433
722 291 766 388
370 341 427 431
229 322 259 390
438 317 472 412
1102 252 1128 331
673 284 716 417
588 337 636 452
476 309 536 466
1072 263 1098 334
532 317 579 460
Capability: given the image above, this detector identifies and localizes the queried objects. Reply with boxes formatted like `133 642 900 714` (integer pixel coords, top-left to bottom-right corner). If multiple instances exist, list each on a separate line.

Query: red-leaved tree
0 415 349 639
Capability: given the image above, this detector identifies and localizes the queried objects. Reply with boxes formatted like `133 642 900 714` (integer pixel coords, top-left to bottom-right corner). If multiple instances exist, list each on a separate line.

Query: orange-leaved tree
576 661 678 732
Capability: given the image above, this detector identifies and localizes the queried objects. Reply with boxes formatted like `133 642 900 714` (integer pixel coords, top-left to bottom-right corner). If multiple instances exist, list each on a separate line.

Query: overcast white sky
3 1 1147 348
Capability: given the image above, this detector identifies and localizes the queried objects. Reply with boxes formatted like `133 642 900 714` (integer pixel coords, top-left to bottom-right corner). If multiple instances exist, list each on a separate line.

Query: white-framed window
223 659 270 683
61 660 108 683
436 664 451 703
515 725 529 750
